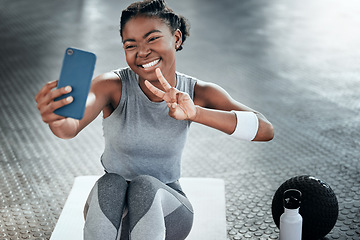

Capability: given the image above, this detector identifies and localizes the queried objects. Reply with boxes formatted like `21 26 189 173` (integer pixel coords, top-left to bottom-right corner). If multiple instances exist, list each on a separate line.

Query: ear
174 29 182 50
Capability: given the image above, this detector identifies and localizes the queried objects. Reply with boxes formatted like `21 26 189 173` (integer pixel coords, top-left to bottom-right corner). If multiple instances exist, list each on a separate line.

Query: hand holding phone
54 47 96 120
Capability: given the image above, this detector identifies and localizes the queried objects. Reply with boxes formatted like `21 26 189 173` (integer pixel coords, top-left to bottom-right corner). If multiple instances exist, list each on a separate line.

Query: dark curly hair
120 0 190 51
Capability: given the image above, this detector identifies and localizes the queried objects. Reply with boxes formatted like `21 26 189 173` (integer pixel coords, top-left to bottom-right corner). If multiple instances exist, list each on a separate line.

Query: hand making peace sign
145 68 197 121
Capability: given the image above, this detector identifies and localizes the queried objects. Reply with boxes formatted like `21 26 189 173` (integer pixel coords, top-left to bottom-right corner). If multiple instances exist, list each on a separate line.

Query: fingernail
65 86 72 92
66 96 73 102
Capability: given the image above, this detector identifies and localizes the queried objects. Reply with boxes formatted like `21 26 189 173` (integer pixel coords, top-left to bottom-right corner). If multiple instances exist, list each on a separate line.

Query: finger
40 96 73 115
167 91 180 114
44 80 59 92
50 85 72 101
35 80 58 102
37 85 72 109
168 88 178 103
177 91 191 103
170 102 177 109
155 68 171 91
144 80 165 99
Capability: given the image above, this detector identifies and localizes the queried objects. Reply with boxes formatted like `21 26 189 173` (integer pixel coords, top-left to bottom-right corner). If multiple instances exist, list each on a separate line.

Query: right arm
35 72 121 139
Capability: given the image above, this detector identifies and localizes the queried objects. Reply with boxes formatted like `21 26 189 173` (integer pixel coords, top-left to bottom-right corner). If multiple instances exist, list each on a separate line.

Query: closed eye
148 36 161 43
124 44 136 50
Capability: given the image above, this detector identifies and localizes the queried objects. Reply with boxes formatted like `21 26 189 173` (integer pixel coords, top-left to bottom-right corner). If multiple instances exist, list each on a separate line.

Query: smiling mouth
139 58 161 69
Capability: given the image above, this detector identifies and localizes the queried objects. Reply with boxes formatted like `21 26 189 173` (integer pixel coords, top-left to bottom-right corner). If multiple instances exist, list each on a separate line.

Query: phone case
54 47 96 120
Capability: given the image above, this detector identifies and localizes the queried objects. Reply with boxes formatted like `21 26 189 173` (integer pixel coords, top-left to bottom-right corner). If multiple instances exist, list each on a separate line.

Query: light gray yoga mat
50 176 226 240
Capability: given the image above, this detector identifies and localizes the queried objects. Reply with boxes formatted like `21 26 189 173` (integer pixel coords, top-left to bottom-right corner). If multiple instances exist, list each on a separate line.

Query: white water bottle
279 189 303 240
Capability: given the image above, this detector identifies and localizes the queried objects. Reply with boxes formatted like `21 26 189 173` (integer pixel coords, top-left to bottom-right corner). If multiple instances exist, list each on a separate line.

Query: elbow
253 122 274 142
48 118 81 139
52 130 78 140
58 133 78 140
266 124 275 141
49 125 79 140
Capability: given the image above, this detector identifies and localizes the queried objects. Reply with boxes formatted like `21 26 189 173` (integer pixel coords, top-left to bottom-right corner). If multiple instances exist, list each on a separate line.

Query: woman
35 0 274 239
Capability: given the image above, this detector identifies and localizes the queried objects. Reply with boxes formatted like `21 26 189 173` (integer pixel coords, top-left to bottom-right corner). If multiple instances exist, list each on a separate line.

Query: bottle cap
283 189 302 209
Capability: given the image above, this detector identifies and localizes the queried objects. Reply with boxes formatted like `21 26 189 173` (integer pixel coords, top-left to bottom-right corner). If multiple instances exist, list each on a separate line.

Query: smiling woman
120 0 190 51
121 16 180 84
34 0 274 239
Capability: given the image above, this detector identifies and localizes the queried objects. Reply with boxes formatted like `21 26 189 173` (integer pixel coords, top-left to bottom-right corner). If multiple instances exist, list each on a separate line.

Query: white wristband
231 111 259 141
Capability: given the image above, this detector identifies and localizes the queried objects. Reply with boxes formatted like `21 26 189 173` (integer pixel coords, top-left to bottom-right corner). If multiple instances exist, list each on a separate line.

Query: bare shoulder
92 71 121 96
91 71 122 113
194 80 235 110
92 71 121 91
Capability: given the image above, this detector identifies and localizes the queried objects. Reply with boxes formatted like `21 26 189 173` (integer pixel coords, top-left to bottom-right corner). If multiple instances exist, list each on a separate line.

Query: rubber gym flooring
0 0 359 239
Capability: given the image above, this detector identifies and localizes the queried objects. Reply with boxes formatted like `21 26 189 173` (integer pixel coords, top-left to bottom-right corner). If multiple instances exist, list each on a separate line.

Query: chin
138 70 158 82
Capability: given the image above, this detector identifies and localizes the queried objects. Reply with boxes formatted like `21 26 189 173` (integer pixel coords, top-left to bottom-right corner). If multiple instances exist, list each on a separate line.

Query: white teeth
142 59 160 68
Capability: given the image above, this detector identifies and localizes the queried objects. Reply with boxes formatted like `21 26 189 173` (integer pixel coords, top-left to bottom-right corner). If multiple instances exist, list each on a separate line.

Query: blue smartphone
54 47 96 120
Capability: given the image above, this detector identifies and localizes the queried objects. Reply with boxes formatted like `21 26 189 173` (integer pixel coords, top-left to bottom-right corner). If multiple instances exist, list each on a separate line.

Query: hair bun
120 0 190 51
141 0 166 13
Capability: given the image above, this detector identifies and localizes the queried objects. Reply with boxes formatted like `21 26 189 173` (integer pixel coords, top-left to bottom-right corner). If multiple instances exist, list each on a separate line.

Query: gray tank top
101 68 197 183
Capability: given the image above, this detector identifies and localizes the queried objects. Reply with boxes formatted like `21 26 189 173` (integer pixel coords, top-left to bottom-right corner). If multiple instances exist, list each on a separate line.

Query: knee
129 175 161 191
83 174 127 221
90 174 128 229
131 175 159 185
96 173 128 206
128 175 161 201
98 173 127 187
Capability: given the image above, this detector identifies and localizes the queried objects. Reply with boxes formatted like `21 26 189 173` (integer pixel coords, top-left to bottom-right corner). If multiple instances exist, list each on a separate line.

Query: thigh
127 175 193 240
164 201 194 240
83 173 128 240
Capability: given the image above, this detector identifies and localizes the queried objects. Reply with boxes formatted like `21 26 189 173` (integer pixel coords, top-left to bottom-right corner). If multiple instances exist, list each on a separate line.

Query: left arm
192 80 274 141
145 68 274 141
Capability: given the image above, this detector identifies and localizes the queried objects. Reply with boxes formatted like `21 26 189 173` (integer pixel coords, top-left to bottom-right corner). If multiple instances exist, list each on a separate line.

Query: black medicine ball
272 175 338 240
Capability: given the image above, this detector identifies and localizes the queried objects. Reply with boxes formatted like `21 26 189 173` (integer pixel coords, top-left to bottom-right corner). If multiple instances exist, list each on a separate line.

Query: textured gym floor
1 0 359 239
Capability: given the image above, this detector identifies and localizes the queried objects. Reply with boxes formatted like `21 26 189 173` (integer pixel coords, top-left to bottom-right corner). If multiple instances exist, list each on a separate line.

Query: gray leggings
83 173 194 240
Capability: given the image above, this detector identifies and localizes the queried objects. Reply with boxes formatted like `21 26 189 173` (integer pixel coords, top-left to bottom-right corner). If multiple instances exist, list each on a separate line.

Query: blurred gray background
0 0 359 239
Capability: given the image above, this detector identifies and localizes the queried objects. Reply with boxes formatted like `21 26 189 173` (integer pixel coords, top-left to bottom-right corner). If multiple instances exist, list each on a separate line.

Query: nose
137 43 151 58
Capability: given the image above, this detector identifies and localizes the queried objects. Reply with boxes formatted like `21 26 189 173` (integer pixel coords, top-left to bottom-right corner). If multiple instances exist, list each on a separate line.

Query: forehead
122 15 172 39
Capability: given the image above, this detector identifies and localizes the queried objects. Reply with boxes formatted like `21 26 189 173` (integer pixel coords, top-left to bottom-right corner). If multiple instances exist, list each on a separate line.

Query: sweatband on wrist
230 111 259 141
